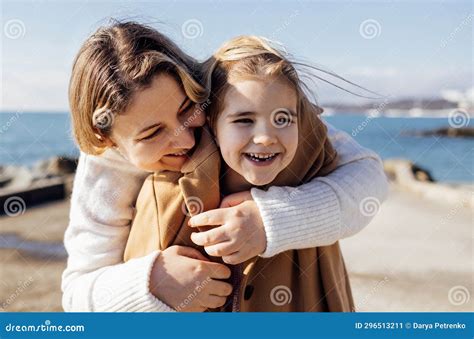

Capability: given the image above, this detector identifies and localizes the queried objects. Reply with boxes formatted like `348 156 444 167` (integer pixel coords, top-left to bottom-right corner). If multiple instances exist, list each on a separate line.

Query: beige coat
124 105 354 312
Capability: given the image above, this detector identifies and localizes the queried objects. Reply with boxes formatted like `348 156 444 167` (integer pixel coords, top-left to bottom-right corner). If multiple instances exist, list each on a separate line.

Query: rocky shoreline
0 156 77 215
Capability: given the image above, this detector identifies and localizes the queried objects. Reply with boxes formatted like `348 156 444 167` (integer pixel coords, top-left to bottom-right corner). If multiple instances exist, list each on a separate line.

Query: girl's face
109 73 205 172
215 77 299 186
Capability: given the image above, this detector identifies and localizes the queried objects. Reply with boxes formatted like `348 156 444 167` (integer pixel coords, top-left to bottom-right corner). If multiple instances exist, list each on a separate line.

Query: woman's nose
170 127 195 150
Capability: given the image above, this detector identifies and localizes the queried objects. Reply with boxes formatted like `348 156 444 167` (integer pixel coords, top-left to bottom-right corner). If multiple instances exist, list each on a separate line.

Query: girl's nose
253 126 277 147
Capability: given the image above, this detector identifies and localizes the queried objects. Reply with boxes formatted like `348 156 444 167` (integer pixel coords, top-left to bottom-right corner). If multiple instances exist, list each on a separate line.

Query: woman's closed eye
139 127 162 141
179 98 195 116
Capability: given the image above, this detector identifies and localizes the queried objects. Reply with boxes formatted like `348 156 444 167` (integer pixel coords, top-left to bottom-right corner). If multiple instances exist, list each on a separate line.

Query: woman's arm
252 122 389 257
61 150 174 312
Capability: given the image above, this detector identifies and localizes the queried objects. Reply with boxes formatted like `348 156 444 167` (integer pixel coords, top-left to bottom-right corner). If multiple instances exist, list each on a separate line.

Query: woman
62 21 387 312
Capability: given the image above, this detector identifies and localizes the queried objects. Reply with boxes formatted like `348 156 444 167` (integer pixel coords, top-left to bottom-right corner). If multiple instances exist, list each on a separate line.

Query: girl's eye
140 128 162 141
234 118 253 124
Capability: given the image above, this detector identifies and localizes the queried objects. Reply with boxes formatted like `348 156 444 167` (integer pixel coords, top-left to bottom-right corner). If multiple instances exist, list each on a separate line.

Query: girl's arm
252 122 389 257
61 150 174 312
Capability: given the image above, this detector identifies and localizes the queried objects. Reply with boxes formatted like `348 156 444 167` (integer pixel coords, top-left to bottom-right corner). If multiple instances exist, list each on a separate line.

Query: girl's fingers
204 240 242 257
190 227 229 246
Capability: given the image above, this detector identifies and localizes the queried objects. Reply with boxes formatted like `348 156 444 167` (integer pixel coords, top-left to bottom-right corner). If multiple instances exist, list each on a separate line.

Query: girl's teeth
246 153 277 161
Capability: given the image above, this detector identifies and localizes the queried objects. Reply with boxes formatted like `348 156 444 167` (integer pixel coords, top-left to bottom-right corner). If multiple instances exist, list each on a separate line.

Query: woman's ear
95 133 116 148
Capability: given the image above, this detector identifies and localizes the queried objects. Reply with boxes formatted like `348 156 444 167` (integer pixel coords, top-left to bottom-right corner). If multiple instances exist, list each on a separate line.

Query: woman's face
109 73 205 172
215 77 299 186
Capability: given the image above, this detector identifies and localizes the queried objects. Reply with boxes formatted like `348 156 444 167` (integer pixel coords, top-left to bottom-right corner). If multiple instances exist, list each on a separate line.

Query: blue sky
1 0 472 111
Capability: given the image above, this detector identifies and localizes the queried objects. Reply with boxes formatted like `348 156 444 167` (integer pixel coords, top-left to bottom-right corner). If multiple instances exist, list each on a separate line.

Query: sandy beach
0 183 472 312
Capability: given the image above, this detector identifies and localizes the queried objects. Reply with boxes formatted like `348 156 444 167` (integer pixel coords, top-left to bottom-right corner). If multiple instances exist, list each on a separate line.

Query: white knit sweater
61 123 388 312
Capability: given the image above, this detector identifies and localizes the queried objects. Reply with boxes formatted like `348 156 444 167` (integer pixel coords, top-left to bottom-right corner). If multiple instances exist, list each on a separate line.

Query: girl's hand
150 245 233 312
188 191 267 265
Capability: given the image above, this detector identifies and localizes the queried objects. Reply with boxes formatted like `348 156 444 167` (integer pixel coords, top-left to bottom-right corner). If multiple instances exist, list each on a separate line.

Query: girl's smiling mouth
243 152 280 166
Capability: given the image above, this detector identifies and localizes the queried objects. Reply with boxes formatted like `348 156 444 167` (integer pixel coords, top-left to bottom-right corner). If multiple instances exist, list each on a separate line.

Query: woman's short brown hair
69 21 208 155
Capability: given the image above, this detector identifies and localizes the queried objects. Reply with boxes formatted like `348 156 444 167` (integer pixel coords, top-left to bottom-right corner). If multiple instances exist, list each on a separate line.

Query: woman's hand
150 245 233 312
188 191 267 265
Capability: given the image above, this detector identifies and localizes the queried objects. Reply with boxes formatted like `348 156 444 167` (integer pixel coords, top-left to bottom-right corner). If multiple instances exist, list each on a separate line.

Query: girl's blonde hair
69 21 208 155
203 35 324 131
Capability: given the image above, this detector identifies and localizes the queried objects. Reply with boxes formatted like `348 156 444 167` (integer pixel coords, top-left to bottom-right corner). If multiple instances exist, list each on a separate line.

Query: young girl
124 36 356 311
63 21 388 312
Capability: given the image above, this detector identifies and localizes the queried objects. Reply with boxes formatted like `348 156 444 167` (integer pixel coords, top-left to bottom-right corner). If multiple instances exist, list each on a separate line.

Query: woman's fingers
188 207 230 227
190 227 229 247
222 251 244 265
200 295 227 309
203 240 242 257
204 261 232 280
208 280 233 297
173 245 209 261
219 191 252 208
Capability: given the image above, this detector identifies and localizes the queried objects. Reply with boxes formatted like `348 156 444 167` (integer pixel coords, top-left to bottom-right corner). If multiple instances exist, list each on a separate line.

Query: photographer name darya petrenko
412 322 466 330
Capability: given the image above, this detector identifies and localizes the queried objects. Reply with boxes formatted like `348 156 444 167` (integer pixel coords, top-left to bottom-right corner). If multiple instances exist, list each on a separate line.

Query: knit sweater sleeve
252 122 389 258
61 150 175 312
